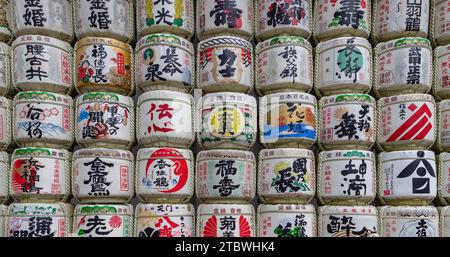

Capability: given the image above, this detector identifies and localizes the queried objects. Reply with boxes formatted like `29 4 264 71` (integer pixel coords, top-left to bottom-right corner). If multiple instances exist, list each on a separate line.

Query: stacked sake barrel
254 0 317 237
194 0 257 238
71 0 136 237
5 0 74 237
312 0 379 237
432 0 450 237
371 0 440 237
133 0 196 238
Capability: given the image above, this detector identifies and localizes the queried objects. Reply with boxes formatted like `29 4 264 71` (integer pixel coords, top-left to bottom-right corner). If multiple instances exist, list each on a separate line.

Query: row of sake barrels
1 91 450 151
1 35 450 98
2 1 449 45
2 146 450 206
0 203 449 237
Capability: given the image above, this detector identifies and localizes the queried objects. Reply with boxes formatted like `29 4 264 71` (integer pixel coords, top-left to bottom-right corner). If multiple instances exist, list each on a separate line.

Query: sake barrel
136 203 195 237
76 92 135 150
374 37 432 97
13 91 74 149
197 203 255 237
73 204 134 237
434 44 450 99
196 150 256 203
0 204 5 237
74 0 135 43
136 0 194 39
377 94 436 151
432 0 450 45
0 0 11 43
10 147 70 203
317 150 376 205
137 90 194 148
7 202 73 237
198 92 257 150
315 37 372 96
437 100 450 151
379 205 439 237
260 92 317 148
75 37 134 96
12 35 73 94
0 42 11 96
255 0 312 41
378 150 437 205
437 152 450 204
196 0 254 40
136 147 194 203
0 96 12 151
135 34 194 93
318 205 379 237
72 148 134 203
197 36 254 93
258 148 315 204
8 0 74 42
0 151 8 204
257 204 317 237
373 0 430 42
256 36 313 95
313 0 371 42
440 206 450 237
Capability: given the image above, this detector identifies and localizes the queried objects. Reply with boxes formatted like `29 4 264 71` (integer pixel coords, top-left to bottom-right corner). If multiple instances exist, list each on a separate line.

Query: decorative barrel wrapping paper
197 36 254 93
137 90 194 148
136 0 194 39
72 148 134 203
13 35 73 94
0 42 11 96
196 150 256 203
75 37 134 96
257 204 317 237
318 150 376 205
432 0 450 45
437 100 450 151
260 92 317 148
135 34 194 93
315 37 372 97
377 94 436 151
0 204 5 237
0 96 12 151
0 0 11 43
135 203 195 237
379 206 439 237
374 37 432 97
256 36 313 95
10 147 70 203
13 91 74 149
378 150 437 205
434 44 450 99
76 92 135 150
196 0 254 40
0 151 8 204
8 0 74 42
258 148 315 204
440 206 450 237
256 0 311 41
136 147 194 203
438 153 450 204
313 0 371 42
373 0 430 43
74 204 134 237
74 0 135 43
197 203 255 237
198 92 257 150
7 202 73 237
318 205 379 237
319 94 376 150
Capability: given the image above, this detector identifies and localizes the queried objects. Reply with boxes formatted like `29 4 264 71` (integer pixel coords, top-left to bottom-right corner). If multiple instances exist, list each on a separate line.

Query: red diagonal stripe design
414 121 433 140
387 104 432 142
399 116 428 141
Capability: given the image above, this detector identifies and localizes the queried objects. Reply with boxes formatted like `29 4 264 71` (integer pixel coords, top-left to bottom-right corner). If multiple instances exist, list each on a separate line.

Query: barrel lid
262 92 316 104
73 148 133 161
13 35 72 52
15 91 72 103
199 36 252 50
202 92 256 107
379 150 435 161
316 37 371 53
75 204 133 216
8 203 71 216
258 204 315 214
136 203 194 217
319 205 377 215
320 94 375 105
138 90 193 106
259 148 314 159
256 36 312 54
379 205 438 216
377 37 432 52
136 33 194 54
197 149 255 161
320 150 374 160
76 37 131 52
198 204 254 215
77 92 133 106
12 147 68 159
378 94 435 105
137 147 193 160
